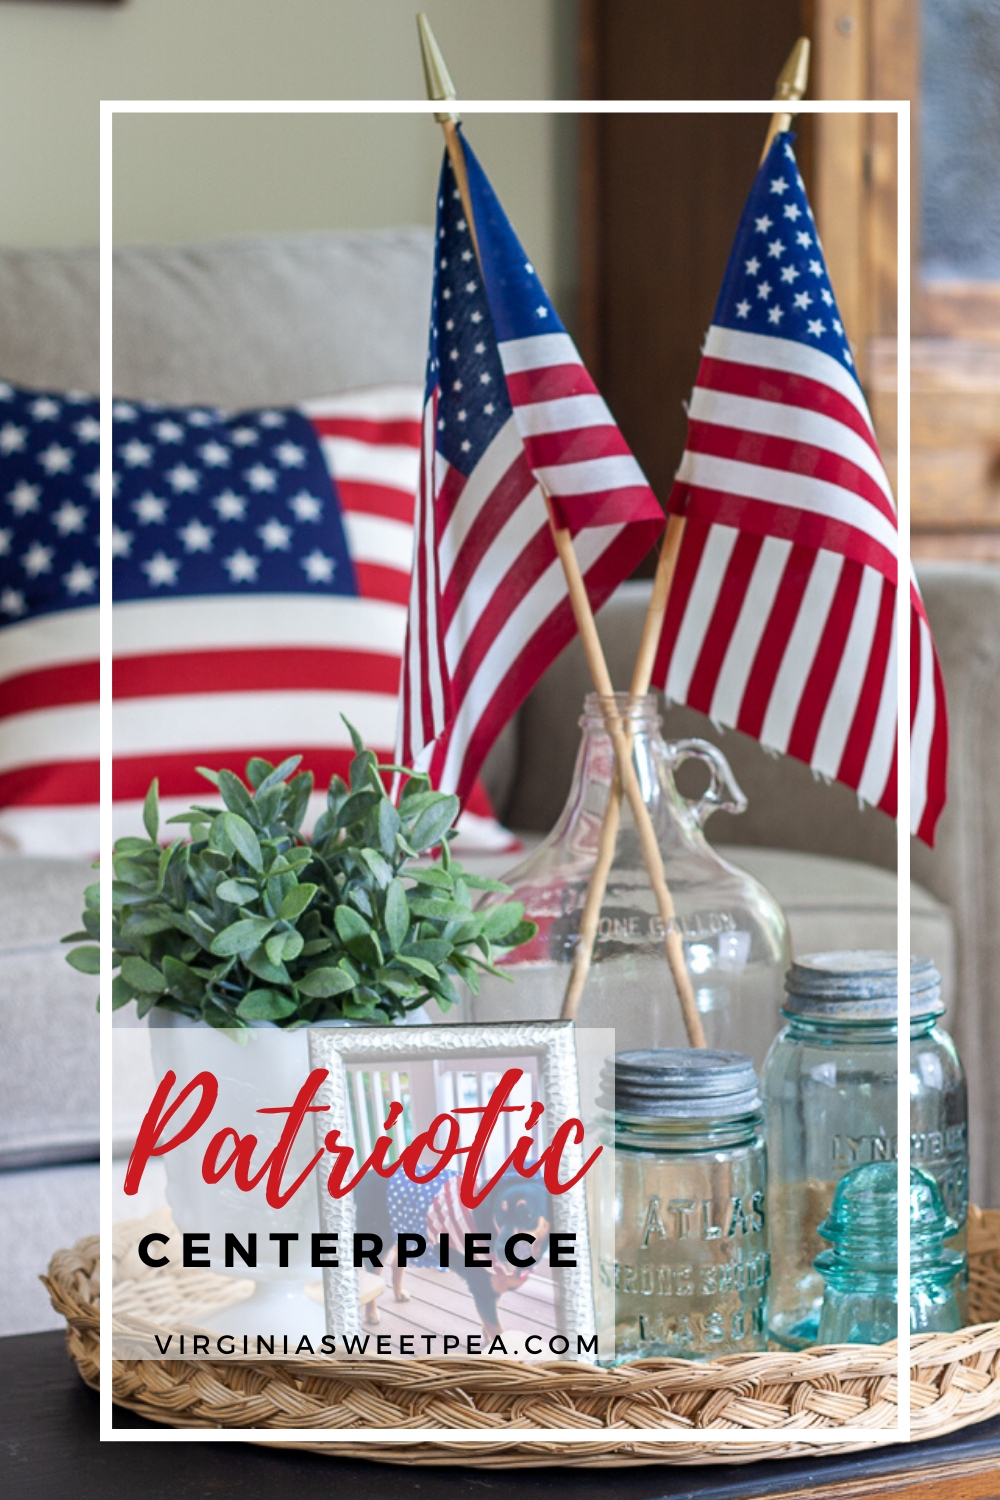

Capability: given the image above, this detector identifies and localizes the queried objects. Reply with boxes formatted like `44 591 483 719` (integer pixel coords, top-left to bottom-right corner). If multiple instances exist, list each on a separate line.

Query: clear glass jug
472 693 790 1065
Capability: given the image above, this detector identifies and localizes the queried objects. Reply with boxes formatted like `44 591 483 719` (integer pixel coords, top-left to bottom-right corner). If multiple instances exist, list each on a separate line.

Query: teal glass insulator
814 1162 962 1344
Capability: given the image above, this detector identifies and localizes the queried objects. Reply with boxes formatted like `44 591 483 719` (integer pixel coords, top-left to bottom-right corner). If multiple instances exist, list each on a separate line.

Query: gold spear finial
417 12 460 124
760 36 811 163
774 36 811 103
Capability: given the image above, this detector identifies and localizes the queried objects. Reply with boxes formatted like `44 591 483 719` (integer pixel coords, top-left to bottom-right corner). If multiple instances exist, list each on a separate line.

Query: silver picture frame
307 1020 599 1360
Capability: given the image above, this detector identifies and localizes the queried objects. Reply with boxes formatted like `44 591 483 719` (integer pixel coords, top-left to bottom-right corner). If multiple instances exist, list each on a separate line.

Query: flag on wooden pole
652 132 948 845
398 135 664 799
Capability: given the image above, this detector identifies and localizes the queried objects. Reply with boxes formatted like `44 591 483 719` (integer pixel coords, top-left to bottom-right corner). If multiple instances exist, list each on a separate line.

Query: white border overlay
99 95 911 1446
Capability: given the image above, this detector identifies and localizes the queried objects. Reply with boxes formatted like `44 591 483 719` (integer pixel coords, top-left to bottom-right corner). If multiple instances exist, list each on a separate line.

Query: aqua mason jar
600 1049 769 1362
762 951 968 1349
471 693 790 1067
815 1162 962 1344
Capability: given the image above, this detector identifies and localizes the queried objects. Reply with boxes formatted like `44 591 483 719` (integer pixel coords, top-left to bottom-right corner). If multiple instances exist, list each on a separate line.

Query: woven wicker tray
43 1207 1000 1467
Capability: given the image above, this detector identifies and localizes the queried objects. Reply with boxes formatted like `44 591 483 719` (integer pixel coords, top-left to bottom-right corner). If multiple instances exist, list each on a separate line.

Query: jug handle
666 738 748 827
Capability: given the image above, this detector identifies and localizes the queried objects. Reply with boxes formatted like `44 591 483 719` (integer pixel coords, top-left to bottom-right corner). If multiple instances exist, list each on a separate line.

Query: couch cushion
112 230 434 408
719 845 954 1014
0 857 97 1170
0 247 99 396
0 227 434 408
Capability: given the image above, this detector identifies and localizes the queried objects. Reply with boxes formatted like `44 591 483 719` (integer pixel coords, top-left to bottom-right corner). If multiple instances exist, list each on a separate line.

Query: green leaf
405 866 454 889
246 757 274 789
83 881 100 910
360 849 393 888
375 969 421 1000
243 946 289 985
218 769 254 817
408 796 460 852
377 799 401 859
66 945 100 975
402 939 451 964
254 755 303 795
223 813 263 871
408 896 472 922
156 840 177 893
210 916 276 957
301 938 333 956
277 882 318 921
334 905 371 943
456 871 512 893
119 913 175 938
120 955 165 993
196 766 221 787
342 715 366 756
384 879 409 953
480 902 526 942
266 930 304 966
279 929 304 962
493 918 538 950
334 905 382 967
342 987 380 1018
394 953 437 981
336 789 381 827
142 779 160 841
216 878 261 905
283 771 314 832
236 989 298 1021
161 955 206 1002
296 967 355 998
114 836 154 857
111 975 135 1010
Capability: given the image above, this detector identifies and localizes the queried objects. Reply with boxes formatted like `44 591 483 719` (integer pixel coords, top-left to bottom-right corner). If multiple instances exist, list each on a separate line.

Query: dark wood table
5 1330 1000 1500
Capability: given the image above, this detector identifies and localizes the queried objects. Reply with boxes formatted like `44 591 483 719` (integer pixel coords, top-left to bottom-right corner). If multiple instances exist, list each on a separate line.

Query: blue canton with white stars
427 133 571 480
462 133 569 346
714 133 858 381
112 401 356 600
428 147 512 478
0 383 99 624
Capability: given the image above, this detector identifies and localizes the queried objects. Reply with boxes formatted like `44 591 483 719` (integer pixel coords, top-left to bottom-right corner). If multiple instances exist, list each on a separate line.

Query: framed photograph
308 1021 602 1362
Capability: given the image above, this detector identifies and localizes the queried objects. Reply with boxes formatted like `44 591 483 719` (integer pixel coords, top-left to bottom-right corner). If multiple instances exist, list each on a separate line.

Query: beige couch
0 228 992 1334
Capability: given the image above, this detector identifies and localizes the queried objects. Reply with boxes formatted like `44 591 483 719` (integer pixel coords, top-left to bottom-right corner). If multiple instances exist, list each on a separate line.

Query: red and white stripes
655 327 947 844
499 332 661 532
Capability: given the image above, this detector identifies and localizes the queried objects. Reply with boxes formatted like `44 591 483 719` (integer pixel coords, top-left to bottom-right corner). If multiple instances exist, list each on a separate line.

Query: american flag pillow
0 381 515 855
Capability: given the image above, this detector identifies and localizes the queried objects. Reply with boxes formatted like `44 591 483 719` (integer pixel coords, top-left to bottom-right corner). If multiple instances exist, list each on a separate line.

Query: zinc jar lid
600 1048 761 1121
783 950 943 1021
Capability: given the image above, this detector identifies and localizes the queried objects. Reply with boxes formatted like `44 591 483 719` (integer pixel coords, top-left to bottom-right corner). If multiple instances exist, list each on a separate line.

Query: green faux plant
65 727 535 1030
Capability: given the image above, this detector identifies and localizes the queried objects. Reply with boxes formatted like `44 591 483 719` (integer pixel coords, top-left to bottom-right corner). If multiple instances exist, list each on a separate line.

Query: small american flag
398 135 664 798
653 133 947 845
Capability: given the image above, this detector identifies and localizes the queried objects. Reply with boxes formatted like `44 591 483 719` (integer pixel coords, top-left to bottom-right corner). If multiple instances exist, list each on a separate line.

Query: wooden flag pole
560 35 811 1024
416 12 705 1046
